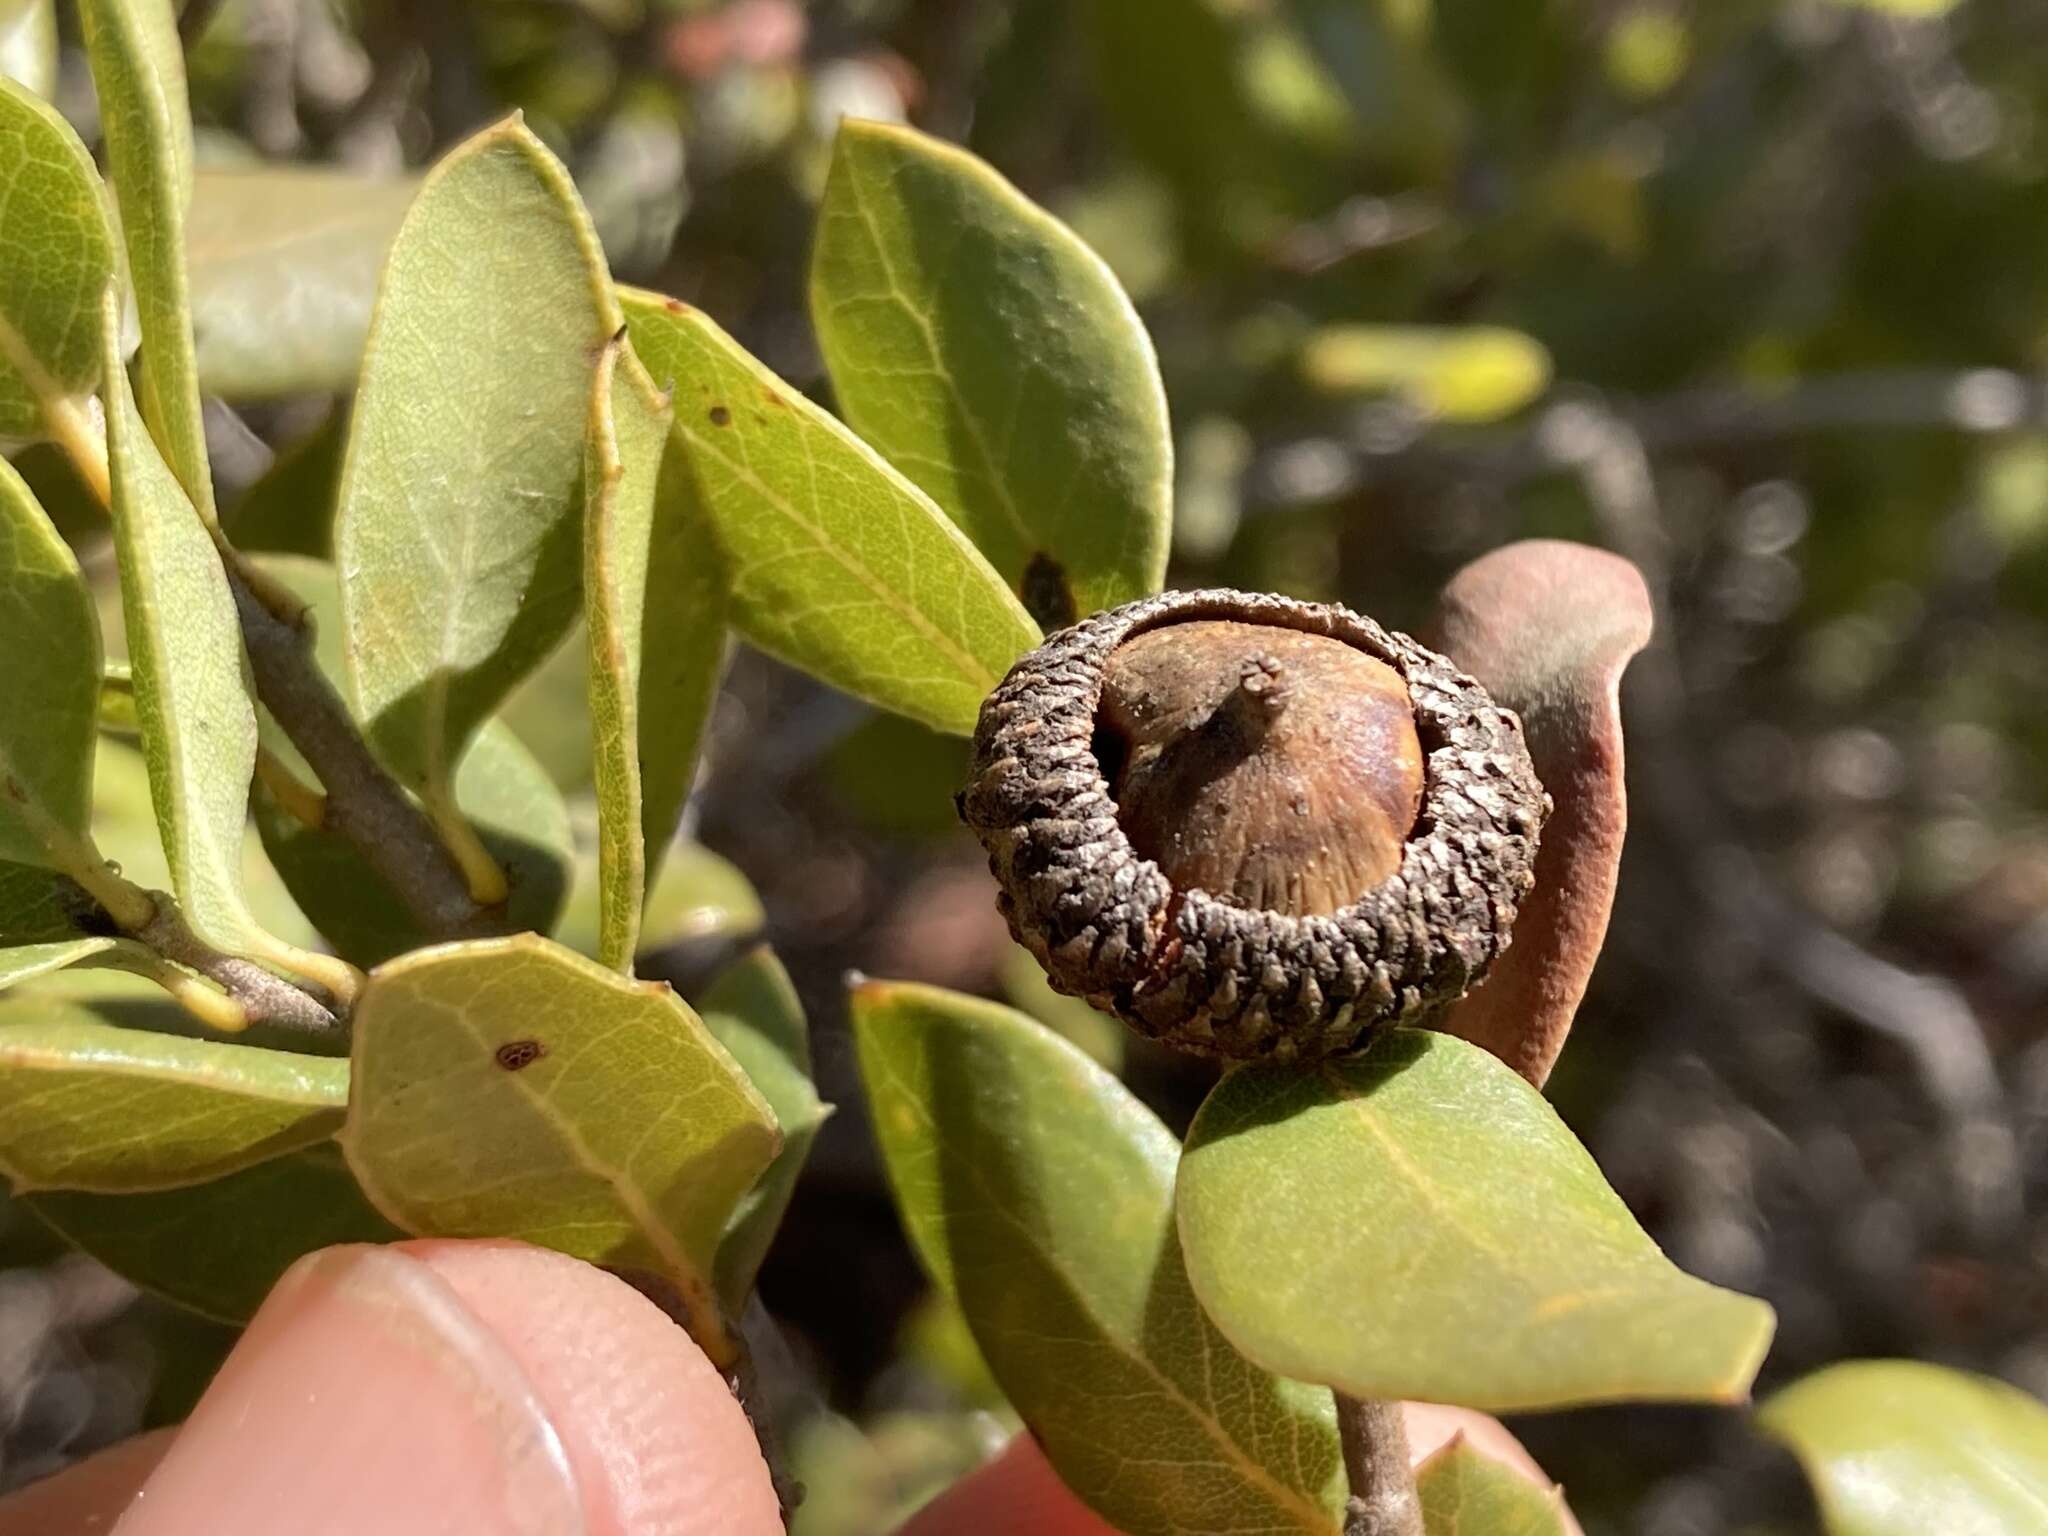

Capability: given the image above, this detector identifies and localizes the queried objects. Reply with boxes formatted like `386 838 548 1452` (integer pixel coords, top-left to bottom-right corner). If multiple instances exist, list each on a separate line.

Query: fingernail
114 1245 586 1536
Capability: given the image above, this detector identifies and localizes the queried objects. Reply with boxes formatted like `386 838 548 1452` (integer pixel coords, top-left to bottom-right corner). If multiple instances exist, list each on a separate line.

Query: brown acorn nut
1099 622 1425 916
959 589 1551 1062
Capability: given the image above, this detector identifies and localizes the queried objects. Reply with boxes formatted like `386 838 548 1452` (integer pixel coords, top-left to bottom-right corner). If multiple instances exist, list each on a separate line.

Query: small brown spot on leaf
664 298 689 314
495 1039 546 1071
762 388 788 408
708 405 732 427
1021 552 1076 630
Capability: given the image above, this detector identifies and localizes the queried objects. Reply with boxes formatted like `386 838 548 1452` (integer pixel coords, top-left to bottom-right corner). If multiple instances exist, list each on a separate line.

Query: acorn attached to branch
959 589 1550 1063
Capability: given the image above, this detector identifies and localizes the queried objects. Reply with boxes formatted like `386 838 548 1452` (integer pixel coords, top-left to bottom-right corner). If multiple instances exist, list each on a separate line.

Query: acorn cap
959 589 1549 1062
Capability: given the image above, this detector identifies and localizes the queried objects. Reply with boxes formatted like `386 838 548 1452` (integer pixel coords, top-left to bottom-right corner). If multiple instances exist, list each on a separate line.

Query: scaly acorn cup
959 589 1549 1062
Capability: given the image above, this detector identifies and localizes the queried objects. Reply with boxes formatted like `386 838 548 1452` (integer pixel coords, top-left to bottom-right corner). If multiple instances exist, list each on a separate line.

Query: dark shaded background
5 3 2046 1532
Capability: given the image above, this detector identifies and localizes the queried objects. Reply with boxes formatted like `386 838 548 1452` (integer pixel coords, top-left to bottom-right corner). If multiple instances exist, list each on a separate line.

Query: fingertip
107 1241 779 1536
401 1240 780 1536
896 1434 1118 1536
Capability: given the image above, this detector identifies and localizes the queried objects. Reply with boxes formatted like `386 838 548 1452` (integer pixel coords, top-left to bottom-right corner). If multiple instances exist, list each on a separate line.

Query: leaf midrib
833 148 1037 556
675 384 1006 694
879 1047 1336 1534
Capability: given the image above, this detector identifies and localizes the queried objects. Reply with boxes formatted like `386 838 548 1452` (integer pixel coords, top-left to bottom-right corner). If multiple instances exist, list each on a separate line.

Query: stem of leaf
100 946 251 1033
45 395 113 506
1336 1394 1424 1536
240 929 364 1009
228 576 500 936
50 405 499 945
420 785 511 907
254 745 327 829
128 890 341 1033
22 719 339 1031
37 820 156 932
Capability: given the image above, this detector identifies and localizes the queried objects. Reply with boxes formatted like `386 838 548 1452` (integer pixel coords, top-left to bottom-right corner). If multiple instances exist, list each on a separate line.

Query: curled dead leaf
1429 540 1653 1086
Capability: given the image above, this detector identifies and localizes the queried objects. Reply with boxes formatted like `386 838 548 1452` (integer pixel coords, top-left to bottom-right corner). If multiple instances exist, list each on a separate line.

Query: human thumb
0 1239 781 1536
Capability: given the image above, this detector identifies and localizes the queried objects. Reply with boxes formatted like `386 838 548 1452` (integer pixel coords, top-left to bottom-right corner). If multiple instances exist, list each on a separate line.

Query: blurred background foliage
6 1 2048 1531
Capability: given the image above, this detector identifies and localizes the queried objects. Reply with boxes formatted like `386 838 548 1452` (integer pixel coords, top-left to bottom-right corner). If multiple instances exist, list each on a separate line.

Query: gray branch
227 567 495 941
1338 1395 1423 1536
135 893 338 1034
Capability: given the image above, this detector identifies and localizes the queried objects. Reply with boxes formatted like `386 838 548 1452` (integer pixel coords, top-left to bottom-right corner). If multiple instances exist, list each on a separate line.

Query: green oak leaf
99 291 269 958
1416 1438 1571 1536
220 408 346 558
27 1142 402 1322
699 947 829 1310
76 0 214 517
0 996 346 1192
0 935 225 1009
187 169 416 399
1758 1360 2048 1536
498 625 596 793
0 863 93 944
1176 1030 1777 1411
341 933 779 1367
621 288 1039 736
245 555 571 968
97 735 319 953
0 77 118 451
583 336 676 971
997 943 1124 1073
553 838 763 961
636 405 730 892
0 454 102 872
0 2 56 98
3 737 318 956
0 938 118 991
336 117 620 838
139 1309 240 1426
851 979 1346 1536
810 119 1171 624
98 662 139 736
256 722 571 969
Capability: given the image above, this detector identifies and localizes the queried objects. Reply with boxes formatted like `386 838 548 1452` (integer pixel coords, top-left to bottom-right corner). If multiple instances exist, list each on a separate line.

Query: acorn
959 589 1549 1062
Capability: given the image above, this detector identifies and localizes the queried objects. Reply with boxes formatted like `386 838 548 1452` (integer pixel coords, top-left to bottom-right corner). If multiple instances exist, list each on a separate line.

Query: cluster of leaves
1 3 2044 1533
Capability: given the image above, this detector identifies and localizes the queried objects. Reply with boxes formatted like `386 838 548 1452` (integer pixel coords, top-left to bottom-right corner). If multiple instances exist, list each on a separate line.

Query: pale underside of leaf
0 3 58 99
0 938 117 990
583 336 674 972
1415 1439 1571 1536
551 838 762 962
342 934 779 1367
699 947 828 1310
0 453 102 869
98 288 264 956
0 76 118 449
337 118 624 809
0 998 347 1193
77 0 214 517
245 553 571 967
634 408 729 891
187 167 416 398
